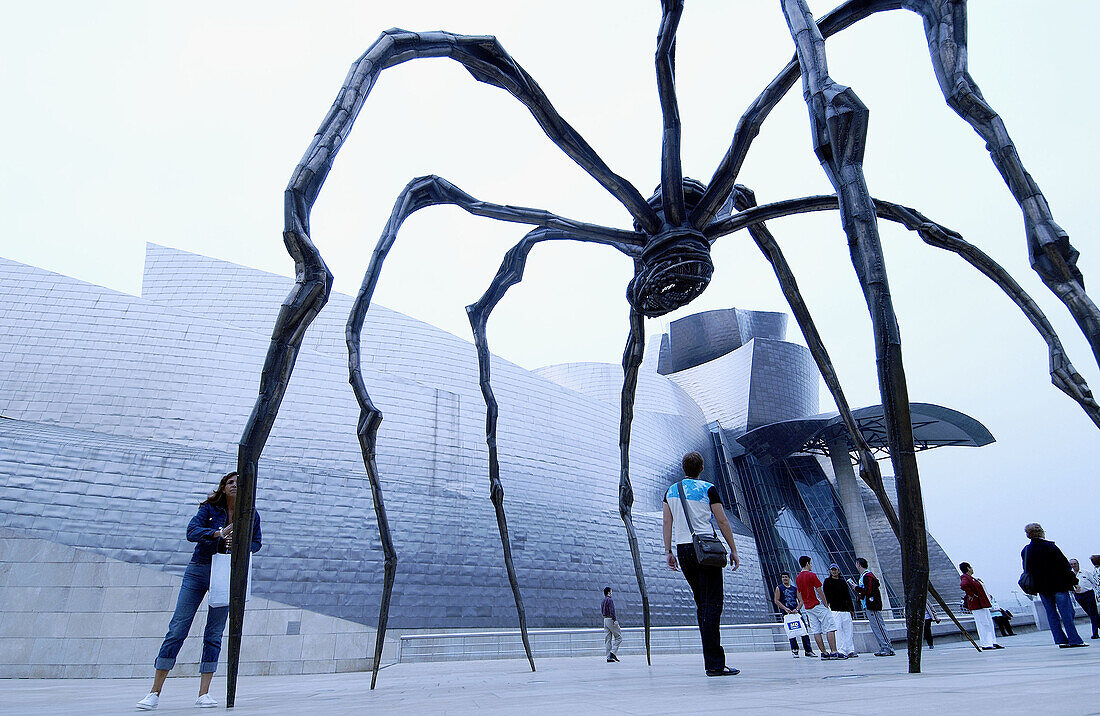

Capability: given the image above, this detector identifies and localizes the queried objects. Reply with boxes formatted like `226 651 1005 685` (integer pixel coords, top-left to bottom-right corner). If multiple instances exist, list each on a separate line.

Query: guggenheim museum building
0 245 993 631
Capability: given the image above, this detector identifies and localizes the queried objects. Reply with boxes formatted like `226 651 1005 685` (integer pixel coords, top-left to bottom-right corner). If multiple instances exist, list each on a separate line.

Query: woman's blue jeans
1038 591 1084 645
154 562 229 674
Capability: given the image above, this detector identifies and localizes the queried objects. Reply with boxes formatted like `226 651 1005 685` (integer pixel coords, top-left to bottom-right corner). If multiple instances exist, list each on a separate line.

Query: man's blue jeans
1038 591 1084 645
154 562 229 673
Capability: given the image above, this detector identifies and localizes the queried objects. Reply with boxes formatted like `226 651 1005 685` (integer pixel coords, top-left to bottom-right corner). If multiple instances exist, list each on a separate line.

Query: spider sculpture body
224 0 1100 703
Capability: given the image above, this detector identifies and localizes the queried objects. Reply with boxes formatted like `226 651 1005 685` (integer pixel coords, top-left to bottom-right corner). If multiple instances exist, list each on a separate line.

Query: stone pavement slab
2 631 1094 715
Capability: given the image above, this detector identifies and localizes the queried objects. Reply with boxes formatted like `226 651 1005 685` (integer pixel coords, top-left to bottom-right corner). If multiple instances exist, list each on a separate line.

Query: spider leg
617 307 652 665
232 27 656 699
909 0 1100 367
705 194 1100 428
692 1 877 227
656 0 686 224
343 182 638 687
347 296 396 690
697 0 1100 369
732 184 983 652
782 0 927 673
874 200 1100 430
465 228 638 672
229 215 332 707
293 29 659 235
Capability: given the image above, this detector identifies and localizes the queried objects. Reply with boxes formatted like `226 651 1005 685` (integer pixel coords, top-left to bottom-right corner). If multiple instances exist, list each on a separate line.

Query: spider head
627 179 714 317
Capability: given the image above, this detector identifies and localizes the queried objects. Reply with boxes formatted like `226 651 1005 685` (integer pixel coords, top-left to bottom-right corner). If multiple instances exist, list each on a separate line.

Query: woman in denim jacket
136 472 261 710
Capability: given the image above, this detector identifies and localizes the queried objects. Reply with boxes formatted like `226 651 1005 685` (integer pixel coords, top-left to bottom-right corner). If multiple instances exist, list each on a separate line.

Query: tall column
827 436 891 610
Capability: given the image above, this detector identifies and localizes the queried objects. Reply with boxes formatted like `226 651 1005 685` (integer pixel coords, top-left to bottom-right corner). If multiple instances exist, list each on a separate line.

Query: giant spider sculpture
224 0 1100 704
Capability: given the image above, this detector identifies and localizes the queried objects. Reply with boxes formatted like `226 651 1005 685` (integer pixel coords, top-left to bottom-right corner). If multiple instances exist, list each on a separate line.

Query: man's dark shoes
705 666 740 677
609 653 620 662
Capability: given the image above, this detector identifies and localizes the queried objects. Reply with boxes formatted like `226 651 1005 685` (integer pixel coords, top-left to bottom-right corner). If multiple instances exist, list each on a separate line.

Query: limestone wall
0 529 391 678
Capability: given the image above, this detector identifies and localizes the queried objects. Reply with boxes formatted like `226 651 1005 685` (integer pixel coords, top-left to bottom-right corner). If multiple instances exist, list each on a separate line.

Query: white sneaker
135 692 159 710
195 694 218 708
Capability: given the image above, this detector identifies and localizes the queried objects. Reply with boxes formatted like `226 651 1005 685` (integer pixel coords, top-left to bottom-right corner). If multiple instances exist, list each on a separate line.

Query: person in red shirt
960 562 1003 650
796 556 843 659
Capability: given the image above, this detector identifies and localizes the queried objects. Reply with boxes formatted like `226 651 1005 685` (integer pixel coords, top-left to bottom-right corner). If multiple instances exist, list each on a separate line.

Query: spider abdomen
628 179 715 317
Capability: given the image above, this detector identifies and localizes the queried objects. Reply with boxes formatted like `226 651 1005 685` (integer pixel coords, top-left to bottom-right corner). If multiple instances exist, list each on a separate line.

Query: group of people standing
656 451 903 675
773 556 895 659
652 453 1097 676
139 457 1098 708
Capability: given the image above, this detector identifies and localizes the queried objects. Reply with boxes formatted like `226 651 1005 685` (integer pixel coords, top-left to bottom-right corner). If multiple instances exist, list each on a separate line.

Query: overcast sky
2 1 1097 603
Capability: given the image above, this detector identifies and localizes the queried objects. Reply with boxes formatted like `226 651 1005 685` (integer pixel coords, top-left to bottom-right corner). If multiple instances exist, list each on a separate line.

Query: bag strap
676 480 716 538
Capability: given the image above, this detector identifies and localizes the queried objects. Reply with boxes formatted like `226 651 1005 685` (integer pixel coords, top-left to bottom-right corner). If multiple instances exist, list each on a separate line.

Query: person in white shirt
1070 558 1100 639
663 451 741 677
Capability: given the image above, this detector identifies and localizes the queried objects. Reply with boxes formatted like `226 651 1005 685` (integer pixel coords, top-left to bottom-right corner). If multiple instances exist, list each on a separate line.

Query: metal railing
398 622 786 663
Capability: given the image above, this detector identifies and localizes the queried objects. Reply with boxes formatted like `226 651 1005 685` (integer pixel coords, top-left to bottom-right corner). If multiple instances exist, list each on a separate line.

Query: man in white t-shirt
663 451 741 677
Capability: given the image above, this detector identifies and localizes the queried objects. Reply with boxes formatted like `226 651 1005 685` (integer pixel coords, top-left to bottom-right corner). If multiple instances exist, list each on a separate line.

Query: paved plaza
2 630 1095 715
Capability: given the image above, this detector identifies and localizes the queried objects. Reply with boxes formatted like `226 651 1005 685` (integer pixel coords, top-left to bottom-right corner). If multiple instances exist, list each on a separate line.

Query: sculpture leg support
347 276 397 689
343 180 624 684
733 184 981 652
228 212 333 707
467 297 535 672
913 0 1100 369
698 0 1100 376
464 227 637 672
464 230 578 674
783 0 927 672
873 200 1100 429
354 407 396 690
707 193 1100 428
618 307 651 665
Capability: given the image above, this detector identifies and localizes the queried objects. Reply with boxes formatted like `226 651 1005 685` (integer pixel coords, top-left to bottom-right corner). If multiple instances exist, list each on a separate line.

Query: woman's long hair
201 471 237 507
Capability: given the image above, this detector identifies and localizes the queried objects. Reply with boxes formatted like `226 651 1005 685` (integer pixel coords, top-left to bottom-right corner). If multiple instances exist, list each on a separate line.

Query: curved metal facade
0 245 771 629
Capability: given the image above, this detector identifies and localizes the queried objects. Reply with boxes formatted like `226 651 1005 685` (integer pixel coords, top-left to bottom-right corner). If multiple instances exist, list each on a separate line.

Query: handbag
783 612 808 638
1018 545 1038 596
209 552 252 608
677 481 728 568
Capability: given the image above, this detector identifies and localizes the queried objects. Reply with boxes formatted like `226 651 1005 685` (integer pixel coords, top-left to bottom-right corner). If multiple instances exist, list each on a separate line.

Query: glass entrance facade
730 452 897 612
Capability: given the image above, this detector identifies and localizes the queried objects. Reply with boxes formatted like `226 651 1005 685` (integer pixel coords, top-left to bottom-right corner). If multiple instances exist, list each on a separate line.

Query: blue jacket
186 502 262 565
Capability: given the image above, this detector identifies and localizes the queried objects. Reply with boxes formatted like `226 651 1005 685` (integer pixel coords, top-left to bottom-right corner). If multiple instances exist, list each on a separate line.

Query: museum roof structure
736 402 995 464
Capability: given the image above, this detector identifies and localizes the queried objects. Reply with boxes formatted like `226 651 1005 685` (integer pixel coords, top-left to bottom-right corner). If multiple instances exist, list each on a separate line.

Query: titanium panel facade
0 245 979 630
0 246 771 629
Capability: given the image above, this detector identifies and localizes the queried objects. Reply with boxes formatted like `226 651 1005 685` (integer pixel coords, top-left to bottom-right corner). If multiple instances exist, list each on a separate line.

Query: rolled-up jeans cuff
154 657 176 671
200 661 219 674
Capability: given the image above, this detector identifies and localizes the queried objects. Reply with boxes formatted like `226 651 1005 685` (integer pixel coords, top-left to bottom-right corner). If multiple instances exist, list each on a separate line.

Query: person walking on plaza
601 586 622 662
851 557 895 656
796 556 845 660
774 572 815 657
923 605 940 649
136 472 262 710
823 563 857 658
1021 523 1087 648
663 451 741 677
959 562 1003 650
1069 558 1100 640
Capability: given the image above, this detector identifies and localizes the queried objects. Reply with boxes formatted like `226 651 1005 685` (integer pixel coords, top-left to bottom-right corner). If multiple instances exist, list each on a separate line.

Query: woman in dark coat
1021 522 1085 648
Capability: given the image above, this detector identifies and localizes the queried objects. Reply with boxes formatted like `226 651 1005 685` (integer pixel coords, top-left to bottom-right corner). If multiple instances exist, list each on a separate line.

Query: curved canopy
735 402 994 465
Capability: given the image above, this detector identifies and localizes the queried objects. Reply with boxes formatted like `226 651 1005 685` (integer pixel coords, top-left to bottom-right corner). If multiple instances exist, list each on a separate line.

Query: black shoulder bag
1018 544 1037 596
677 481 728 568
